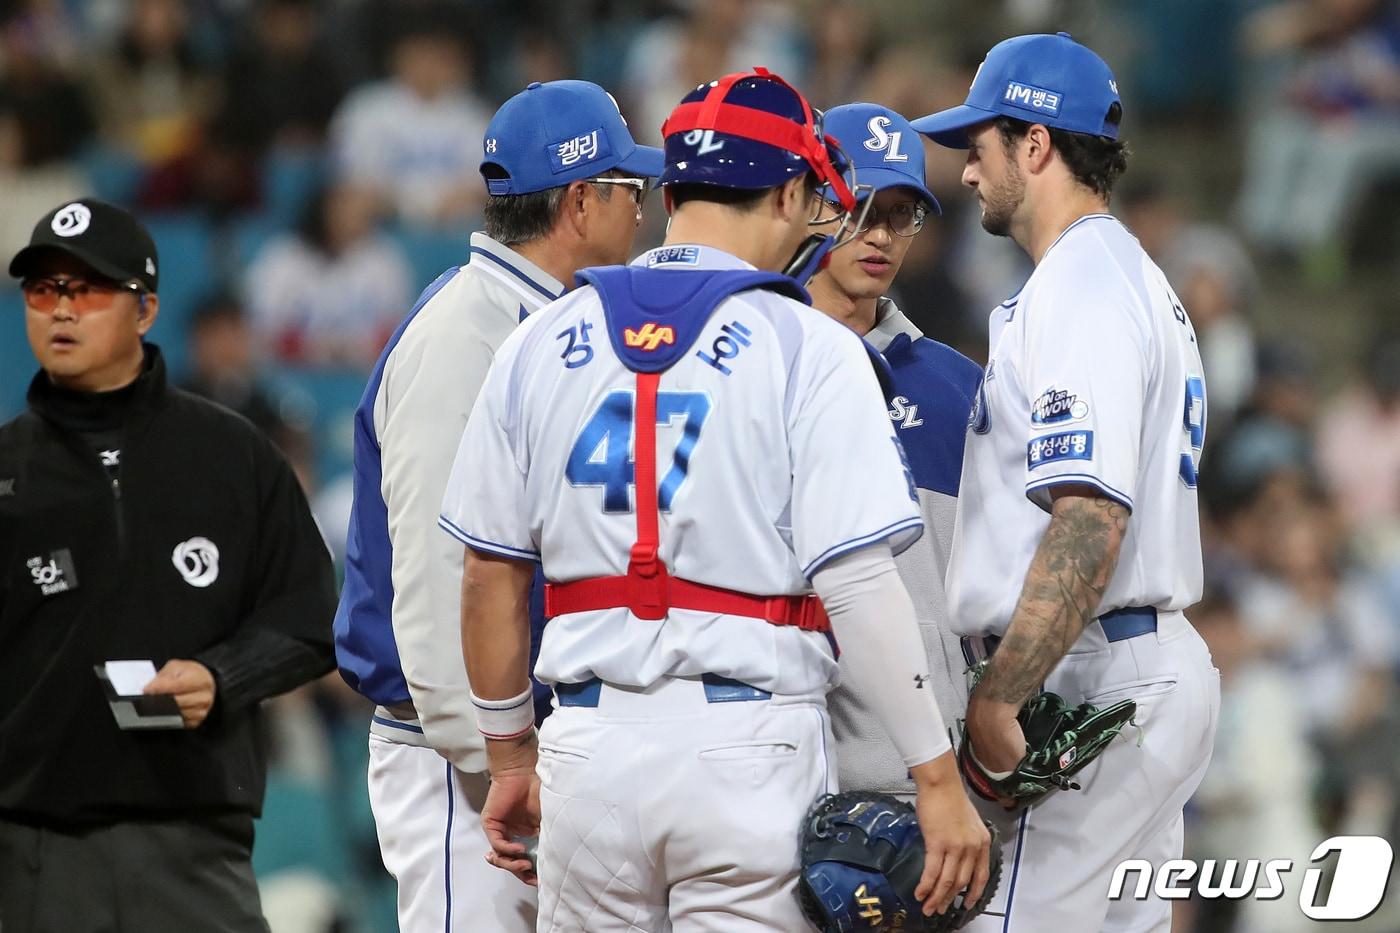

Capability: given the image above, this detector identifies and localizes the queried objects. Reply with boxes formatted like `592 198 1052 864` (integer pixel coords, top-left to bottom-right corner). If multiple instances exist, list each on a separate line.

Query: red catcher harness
542 371 830 633
544 70 838 633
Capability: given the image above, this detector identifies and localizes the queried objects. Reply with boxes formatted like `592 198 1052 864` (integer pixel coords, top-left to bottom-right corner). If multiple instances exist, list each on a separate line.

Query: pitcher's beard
977 166 1025 238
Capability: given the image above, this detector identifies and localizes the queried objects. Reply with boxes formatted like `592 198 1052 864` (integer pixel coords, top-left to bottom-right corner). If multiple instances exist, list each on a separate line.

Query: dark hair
480 168 620 247
666 184 769 212
667 172 820 213
993 114 1129 200
190 291 246 329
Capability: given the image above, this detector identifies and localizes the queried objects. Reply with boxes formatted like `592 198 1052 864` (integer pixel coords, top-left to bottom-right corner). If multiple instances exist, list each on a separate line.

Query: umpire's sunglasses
21 276 146 314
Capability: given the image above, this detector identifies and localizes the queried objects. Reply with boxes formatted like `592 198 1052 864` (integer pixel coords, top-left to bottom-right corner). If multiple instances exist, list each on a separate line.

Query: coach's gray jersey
363 234 564 769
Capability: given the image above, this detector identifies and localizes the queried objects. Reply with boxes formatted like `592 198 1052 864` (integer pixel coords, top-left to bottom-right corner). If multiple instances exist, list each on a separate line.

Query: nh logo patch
624 323 675 352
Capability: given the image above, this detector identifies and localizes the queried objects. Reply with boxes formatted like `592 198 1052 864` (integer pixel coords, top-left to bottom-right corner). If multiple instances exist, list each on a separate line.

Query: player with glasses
587 175 650 222
809 104 988 822
333 78 661 933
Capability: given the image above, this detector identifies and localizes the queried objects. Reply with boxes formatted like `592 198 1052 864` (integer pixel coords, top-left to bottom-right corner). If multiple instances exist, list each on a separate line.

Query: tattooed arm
964 487 1130 772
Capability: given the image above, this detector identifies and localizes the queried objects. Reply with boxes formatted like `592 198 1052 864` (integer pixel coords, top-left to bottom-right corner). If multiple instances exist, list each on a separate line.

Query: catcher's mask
658 68 873 281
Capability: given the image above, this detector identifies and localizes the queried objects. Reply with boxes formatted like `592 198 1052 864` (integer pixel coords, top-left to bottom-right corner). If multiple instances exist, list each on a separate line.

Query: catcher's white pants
534 675 836 932
964 612 1221 933
367 736 537 932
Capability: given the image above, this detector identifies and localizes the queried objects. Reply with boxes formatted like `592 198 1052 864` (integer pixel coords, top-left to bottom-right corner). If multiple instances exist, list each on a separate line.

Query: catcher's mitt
798 791 1001 933
959 683 1139 808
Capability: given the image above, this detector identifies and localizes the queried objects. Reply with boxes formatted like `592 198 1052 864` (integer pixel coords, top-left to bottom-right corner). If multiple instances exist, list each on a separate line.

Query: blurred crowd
3 0 1399 930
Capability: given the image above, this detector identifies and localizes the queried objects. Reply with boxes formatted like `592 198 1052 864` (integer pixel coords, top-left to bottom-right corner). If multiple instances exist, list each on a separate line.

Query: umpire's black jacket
0 345 337 826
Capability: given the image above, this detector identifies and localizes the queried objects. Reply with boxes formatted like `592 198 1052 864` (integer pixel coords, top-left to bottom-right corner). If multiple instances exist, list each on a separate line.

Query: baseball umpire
333 80 661 932
914 33 1221 931
442 68 990 931
0 198 337 932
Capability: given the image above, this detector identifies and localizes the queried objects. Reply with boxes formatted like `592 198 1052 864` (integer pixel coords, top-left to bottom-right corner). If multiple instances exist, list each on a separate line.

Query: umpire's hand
910 750 993 917
143 659 217 728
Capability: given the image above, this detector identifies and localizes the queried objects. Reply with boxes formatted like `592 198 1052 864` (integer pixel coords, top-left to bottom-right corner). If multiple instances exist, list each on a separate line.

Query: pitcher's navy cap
480 80 663 195
913 33 1121 149
822 103 939 213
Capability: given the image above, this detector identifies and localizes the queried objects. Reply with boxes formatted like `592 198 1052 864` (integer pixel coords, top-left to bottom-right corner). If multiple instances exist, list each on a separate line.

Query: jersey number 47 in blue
566 390 712 513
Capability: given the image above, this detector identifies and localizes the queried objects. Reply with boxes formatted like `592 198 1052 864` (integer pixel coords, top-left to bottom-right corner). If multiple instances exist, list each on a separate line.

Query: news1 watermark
1109 836 1394 920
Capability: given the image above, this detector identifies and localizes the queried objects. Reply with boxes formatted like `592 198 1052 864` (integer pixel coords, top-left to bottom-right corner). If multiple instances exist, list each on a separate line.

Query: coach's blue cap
822 103 940 214
912 33 1121 149
480 80 663 195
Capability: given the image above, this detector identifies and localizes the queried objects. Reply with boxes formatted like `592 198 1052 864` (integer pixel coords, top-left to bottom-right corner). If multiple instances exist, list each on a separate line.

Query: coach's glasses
588 176 650 222
823 198 927 237
21 276 146 314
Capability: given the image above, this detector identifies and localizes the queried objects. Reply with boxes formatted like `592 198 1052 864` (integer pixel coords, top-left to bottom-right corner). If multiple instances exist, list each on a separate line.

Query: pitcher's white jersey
440 244 922 696
947 214 1207 640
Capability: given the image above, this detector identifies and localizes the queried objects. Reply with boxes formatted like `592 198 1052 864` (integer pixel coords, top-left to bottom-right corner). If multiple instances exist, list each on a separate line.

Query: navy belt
554 674 771 708
961 606 1157 666
1099 606 1158 642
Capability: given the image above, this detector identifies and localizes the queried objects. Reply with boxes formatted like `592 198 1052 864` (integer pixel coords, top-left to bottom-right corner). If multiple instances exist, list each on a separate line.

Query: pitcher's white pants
534 675 836 932
965 614 1221 933
367 736 538 932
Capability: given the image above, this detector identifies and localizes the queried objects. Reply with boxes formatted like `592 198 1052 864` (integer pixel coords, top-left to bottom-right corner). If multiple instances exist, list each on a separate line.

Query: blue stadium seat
0 290 34 421
265 365 370 483
230 211 287 273
253 774 348 881
391 226 471 292
142 213 216 380
263 149 326 227
77 144 143 205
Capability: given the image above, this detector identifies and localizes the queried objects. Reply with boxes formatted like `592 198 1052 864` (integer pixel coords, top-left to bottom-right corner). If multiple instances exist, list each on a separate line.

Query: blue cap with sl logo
912 32 1121 149
821 103 940 214
480 80 664 195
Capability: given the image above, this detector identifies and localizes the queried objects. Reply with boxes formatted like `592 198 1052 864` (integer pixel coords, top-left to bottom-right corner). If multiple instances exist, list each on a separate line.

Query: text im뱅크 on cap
912 32 1121 149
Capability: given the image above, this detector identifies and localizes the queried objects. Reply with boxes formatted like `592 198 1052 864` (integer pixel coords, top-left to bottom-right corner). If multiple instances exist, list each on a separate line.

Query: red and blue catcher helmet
659 68 857 215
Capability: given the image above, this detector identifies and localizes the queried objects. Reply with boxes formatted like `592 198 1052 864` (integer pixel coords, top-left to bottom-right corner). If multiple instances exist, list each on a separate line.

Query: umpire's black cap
9 199 159 292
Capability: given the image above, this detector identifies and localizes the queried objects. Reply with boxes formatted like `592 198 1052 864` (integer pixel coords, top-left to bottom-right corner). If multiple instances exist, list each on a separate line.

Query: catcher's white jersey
440 244 922 696
947 213 1207 640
